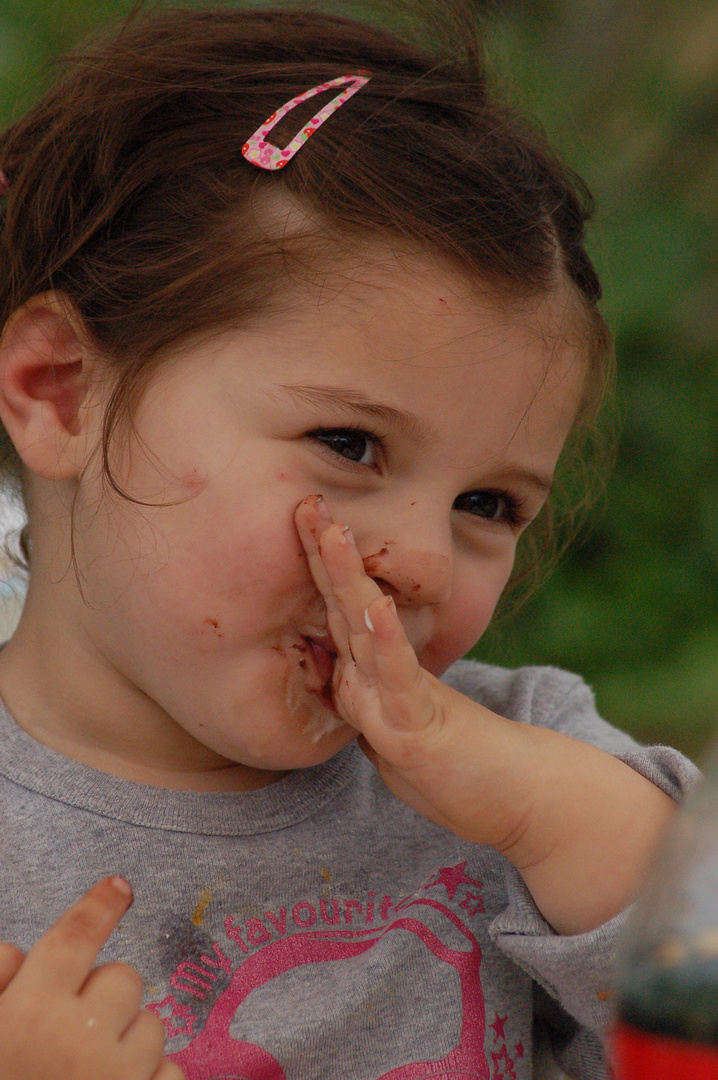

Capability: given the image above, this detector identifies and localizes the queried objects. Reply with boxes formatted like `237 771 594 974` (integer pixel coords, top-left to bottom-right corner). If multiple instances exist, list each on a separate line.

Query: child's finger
298 499 423 699
318 523 384 634
363 594 437 731
317 523 389 673
364 594 423 696
81 961 145 1035
295 497 351 656
119 1006 166 1060
15 876 133 996
0 942 24 993
294 495 336 598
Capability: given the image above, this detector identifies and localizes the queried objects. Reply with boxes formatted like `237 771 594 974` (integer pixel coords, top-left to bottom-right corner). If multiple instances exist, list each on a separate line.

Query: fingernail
312 494 332 519
340 525 356 546
109 876 133 900
364 607 375 632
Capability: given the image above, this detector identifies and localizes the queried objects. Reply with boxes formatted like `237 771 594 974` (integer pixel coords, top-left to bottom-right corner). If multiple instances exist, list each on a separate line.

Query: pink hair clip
0 169 9 195
242 74 370 171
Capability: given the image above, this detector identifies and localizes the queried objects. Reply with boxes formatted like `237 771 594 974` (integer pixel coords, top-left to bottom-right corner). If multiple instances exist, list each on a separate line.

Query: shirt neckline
0 697 361 835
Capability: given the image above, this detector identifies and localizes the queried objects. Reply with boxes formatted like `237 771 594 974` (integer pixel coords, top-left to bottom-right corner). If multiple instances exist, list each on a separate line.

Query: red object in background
613 1022 718 1078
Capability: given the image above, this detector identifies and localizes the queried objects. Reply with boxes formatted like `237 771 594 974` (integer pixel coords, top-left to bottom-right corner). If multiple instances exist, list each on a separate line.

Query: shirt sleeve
490 867 627 1077
441 659 702 1078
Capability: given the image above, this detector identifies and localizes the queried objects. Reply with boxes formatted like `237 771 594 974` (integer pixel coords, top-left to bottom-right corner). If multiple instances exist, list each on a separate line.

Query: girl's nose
358 527 453 607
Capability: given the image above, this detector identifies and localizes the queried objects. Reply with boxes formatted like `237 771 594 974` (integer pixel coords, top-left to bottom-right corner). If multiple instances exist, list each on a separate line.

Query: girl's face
42 260 588 783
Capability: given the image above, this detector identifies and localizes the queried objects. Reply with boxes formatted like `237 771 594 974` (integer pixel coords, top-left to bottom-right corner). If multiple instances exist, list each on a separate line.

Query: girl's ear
0 293 101 481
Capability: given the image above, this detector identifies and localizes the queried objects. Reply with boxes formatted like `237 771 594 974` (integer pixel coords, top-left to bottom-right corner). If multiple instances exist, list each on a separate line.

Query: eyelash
309 426 385 471
309 426 532 528
453 489 530 529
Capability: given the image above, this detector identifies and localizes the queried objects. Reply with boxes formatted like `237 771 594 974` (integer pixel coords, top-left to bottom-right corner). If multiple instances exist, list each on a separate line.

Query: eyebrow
274 383 436 445
274 382 554 497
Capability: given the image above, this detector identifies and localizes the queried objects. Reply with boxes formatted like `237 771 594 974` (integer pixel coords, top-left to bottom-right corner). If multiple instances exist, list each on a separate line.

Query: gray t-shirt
0 660 698 1079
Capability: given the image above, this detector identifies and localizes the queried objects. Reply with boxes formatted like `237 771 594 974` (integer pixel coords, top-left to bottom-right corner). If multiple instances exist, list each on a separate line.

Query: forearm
491 722 676 934
375 681 677 935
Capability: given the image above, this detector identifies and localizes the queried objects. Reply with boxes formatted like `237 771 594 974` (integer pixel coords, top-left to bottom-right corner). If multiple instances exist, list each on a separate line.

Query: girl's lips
304 636 337 708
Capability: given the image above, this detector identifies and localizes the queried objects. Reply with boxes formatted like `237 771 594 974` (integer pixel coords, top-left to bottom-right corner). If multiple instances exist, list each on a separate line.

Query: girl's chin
247 720 356 773
298 702 347 747
285 701 357 768
282 682 352 751
206 718 354 778
215 653 352 769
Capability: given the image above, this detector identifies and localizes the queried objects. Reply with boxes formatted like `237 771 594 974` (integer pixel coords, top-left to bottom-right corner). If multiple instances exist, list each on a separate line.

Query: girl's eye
453 489 527 527
310 428 380 468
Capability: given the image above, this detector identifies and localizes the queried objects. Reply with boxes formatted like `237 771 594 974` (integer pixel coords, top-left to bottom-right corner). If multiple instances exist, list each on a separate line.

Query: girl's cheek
419 557 513 674
419 599 495 676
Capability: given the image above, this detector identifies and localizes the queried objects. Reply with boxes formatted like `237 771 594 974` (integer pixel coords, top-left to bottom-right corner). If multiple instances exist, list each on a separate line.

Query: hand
0 877 184 1080
294 493 506 839
295 495 675 935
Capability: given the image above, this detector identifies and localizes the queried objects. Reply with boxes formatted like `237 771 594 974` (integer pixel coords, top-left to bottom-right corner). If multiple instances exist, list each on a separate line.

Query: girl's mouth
303 635 337 710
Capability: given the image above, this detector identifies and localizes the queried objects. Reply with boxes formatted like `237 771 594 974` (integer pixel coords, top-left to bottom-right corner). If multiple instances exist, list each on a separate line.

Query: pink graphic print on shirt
163 889 489 1080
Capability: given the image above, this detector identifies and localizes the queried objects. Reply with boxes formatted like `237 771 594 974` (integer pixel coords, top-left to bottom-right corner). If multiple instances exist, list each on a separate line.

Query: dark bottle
613 741 718 1077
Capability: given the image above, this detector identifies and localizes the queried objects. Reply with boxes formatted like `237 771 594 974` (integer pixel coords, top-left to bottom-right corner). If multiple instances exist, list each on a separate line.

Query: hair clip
242 73 370 171
0 169 8 195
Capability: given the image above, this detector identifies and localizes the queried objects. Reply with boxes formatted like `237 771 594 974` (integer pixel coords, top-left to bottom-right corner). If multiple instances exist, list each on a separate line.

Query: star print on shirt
491 1042 517 1080
490 1013 507 1042
146 995 196 1038
460 890 485 916
423 861 482 901
489 1012 517 1079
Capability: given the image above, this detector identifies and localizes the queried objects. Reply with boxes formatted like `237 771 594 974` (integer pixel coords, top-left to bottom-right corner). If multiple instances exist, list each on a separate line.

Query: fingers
295 494 337 599
81 961 145 1036
15 876 133 996
363 592 423 700
296 495 382 624
0 942 24 993
296 496 422 708
0 878 178 1080
317 522 423 700
295 496 351 656
120 1007 167 1070
297 495 384 673
321 524 384 634
297 497 385 677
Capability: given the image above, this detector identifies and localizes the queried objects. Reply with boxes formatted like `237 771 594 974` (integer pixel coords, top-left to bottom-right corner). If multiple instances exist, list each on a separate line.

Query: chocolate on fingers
294 495 351 660
311 503 432 727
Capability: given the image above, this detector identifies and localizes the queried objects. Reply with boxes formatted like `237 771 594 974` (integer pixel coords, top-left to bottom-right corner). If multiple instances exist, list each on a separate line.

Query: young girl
0 4 697 1078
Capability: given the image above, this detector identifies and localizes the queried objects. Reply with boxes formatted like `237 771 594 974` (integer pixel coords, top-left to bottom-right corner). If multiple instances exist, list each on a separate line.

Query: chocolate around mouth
318 678 335 711
304 636 338 711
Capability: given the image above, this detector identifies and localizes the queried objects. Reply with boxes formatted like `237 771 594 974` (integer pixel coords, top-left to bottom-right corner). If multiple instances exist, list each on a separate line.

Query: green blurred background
0 0 716 759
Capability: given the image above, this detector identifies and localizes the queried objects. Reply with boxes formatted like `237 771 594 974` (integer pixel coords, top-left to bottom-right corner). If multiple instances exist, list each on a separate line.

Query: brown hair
0 2 614 589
